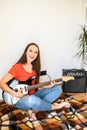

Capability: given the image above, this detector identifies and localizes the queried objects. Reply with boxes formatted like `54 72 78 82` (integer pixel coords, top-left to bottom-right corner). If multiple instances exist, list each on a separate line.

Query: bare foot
52 101 70 110
27 109 37 120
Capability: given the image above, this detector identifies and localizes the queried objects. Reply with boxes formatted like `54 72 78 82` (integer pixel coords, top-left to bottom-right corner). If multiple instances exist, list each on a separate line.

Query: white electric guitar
3 76 74 105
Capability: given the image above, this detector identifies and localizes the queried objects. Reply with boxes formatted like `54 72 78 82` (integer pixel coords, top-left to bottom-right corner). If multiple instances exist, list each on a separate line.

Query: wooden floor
68 92 87 101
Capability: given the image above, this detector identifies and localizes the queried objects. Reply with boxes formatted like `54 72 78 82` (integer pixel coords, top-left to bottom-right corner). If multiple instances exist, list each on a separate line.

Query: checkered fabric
0 93 87 130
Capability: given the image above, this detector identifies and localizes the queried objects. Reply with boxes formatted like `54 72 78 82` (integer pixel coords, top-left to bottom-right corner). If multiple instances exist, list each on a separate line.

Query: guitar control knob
15 88 18 92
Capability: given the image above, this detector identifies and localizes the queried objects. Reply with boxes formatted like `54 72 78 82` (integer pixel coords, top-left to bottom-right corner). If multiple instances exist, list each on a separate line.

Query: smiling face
26 45 39 63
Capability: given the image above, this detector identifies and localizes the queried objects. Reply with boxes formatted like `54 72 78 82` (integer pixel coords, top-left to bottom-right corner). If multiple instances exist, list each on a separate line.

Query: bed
0 93 87 130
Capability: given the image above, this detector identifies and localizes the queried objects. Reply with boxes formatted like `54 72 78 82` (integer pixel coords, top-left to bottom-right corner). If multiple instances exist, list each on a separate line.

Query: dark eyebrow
35 50 38 53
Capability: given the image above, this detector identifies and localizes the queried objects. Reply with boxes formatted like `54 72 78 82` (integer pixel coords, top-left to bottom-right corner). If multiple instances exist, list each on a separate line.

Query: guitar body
4 91 20 105
3 80 29 105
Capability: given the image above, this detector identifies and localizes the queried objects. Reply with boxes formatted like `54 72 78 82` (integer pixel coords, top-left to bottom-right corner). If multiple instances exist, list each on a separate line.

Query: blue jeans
15 85 62 111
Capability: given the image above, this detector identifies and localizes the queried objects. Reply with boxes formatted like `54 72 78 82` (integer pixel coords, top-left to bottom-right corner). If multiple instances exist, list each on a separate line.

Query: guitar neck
28 78 62 90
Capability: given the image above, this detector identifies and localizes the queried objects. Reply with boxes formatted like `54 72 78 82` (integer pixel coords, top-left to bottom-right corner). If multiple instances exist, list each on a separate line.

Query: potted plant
76 24 87 69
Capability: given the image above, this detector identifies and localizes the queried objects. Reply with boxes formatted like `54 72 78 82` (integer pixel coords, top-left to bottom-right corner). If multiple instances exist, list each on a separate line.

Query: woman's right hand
13 89 26 98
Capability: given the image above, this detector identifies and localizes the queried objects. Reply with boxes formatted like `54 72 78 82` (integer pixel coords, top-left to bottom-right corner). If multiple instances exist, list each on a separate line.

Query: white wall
0 0 85 99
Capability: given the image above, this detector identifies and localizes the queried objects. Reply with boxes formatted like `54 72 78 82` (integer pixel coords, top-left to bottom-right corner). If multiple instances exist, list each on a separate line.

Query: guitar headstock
62 76 75 82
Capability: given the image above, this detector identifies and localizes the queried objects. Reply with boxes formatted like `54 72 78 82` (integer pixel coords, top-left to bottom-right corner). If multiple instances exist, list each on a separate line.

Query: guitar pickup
24 86 28 92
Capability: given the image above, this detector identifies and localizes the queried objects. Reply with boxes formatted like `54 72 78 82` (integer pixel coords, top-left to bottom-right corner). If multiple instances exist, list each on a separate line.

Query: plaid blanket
0 93 87 130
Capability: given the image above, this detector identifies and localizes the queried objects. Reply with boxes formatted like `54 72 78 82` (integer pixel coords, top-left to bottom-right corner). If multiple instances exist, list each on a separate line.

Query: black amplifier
62 69 87 78
62 69 87 93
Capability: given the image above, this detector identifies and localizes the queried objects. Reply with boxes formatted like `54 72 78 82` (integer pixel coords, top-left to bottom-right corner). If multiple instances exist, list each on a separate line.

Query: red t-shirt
8 63 37 94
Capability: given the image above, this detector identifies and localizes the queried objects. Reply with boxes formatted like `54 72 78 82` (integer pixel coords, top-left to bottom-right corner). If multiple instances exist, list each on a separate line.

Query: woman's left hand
44 80 56 88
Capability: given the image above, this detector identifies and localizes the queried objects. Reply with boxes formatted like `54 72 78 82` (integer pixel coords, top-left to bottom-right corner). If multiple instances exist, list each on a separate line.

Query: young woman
0 43 70 120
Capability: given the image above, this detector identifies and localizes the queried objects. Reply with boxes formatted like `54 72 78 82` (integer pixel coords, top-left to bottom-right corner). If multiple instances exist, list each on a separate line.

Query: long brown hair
17 43 41 83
